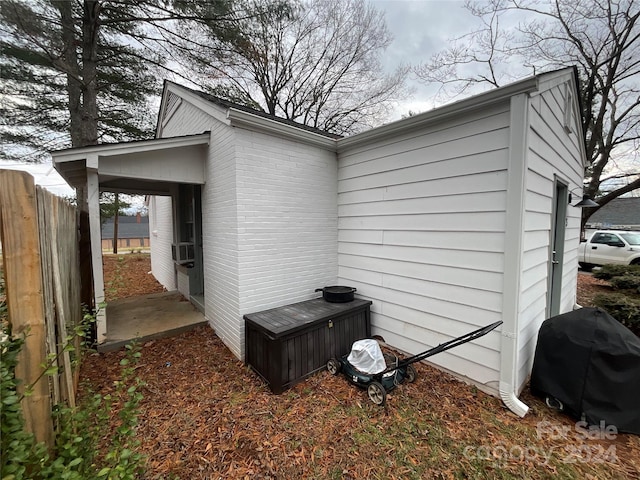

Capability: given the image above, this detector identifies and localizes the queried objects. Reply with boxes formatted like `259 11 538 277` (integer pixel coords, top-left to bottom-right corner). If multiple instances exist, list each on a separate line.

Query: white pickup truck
578 230 640 270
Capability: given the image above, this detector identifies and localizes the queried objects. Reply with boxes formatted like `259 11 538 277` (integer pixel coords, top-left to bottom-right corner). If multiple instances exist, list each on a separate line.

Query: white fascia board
51 133 211 163
226 108 338 150
337 75 540 152
528 67 574 97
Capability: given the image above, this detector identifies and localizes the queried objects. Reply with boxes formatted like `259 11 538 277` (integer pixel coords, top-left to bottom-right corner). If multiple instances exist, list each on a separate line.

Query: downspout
499 93 532 417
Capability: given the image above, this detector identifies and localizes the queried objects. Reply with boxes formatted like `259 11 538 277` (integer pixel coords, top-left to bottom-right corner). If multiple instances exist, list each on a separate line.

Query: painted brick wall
149 195 176 290
234 128 339 359
202 121 242 356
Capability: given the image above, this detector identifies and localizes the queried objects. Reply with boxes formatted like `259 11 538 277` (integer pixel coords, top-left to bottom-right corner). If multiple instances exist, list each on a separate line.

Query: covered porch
52 133 210 347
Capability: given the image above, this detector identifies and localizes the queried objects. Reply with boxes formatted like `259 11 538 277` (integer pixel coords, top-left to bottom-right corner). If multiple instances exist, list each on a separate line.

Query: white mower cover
347 339 387 374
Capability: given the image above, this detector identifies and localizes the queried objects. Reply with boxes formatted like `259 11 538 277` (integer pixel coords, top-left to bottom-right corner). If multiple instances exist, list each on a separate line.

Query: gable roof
185 85 343 140
338 67 581 151
586 197 640 227
159 81 341 140
156 68 583 155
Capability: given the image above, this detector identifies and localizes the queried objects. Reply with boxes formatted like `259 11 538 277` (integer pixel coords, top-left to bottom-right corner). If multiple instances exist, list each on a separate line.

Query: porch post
86 158 106 343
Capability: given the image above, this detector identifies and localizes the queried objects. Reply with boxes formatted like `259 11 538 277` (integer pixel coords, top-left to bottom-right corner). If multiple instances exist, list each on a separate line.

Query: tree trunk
53 0 83 147
81 0 100 146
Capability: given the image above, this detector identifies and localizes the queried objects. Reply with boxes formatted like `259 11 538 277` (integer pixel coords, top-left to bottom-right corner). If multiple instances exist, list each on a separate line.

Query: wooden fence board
36 187 62 407
1 170 82 446
0 169 53 446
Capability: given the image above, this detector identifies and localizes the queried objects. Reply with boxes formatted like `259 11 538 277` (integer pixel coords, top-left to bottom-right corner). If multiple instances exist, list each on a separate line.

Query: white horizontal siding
148 195 176 290
338 103 511 391
517 77 584 390
161 99 213 138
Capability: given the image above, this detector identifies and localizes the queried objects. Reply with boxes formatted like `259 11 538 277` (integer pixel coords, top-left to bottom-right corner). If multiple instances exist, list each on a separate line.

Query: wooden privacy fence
0 169 82 446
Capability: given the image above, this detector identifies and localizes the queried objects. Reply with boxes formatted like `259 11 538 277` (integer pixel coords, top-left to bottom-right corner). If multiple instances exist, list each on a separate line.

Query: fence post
0 169 53 446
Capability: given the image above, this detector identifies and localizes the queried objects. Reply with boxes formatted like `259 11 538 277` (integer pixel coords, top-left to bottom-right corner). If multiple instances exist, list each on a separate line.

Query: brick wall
234 127 338 358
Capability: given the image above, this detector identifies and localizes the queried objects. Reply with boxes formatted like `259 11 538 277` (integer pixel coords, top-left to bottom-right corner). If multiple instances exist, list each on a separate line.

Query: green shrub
0 322 145 480
593 264 640 281
610 275 640 291
593 293 640 335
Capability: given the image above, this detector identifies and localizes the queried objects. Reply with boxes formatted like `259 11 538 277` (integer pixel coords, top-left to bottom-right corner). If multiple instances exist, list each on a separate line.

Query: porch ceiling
52 133 210 190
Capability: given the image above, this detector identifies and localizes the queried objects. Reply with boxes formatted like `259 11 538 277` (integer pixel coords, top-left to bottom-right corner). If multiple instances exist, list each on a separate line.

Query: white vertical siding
234 128 339 358
148 195 176 290
517 78 584 389
337 104 511 391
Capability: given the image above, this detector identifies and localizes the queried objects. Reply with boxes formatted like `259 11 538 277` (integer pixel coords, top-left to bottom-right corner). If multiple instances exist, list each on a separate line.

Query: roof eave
337 75 540 152
226 107 338 150
51 133 211 163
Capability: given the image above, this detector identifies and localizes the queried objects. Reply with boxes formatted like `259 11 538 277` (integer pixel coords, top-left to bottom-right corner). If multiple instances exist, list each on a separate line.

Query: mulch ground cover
576 271 613 307
80 255 640 479
102 254 166 301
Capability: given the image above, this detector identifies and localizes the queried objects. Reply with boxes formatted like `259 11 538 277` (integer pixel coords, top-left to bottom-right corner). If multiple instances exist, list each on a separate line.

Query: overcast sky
372 0 481 118
1 0 486 197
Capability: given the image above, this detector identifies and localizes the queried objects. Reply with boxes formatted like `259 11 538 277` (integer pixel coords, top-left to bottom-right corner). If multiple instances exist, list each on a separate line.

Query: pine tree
0 0 238 161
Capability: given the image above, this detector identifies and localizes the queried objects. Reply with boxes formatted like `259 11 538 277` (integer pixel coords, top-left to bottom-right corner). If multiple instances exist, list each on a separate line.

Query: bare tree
415 0 640 229
180 0 410 135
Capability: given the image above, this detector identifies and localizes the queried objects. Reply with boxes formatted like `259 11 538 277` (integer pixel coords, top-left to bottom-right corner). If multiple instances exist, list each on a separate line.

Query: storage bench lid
244 297 372 339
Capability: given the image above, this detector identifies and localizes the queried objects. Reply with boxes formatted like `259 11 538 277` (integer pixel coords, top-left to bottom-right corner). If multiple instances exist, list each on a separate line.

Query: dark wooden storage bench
244 298 372 394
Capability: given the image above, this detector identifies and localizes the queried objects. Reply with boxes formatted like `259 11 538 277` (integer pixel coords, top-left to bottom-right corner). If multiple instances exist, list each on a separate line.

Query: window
591 233 622 245
620 233 640 246
178 185 195 243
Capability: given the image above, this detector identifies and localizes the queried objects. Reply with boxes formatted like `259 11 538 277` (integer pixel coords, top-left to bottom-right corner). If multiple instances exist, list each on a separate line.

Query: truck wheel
631 259 640 266
579 262 593 272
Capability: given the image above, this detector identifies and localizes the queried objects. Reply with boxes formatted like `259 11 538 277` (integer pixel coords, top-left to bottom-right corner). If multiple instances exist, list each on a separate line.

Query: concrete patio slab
100 291 207 352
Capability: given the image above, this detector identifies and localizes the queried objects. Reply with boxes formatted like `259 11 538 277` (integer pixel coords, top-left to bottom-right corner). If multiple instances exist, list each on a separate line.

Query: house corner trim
500 93 531 417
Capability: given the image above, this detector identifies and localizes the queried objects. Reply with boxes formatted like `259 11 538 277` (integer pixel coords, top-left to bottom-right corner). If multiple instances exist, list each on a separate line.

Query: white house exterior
53 68 586 417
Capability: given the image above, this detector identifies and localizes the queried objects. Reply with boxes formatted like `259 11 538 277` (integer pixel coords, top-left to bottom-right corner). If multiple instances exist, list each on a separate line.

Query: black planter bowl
315 286 357 303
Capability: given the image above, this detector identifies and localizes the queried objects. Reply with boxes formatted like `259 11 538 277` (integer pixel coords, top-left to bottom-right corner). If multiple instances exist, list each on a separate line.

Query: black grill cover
530 307 640 434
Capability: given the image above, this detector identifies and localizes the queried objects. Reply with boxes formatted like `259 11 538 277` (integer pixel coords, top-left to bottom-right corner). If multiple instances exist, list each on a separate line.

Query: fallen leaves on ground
80 329 640 479
102 254 165 301
81 258 639 479
576 271 612 307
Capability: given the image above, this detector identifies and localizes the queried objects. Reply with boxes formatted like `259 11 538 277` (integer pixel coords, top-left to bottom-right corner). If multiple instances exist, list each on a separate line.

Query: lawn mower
326 320 503 405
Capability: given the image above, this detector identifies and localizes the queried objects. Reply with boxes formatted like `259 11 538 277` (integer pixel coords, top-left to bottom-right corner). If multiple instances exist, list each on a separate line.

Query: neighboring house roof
101 216 150 239
586 197 640 228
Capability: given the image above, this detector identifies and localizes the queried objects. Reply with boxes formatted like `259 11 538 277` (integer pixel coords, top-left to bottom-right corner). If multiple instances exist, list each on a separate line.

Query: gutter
227 108 338 150
338 75 539 152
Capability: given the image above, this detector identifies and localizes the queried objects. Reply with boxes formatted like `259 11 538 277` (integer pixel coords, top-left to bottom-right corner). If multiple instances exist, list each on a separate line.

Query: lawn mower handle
382 320 503 374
